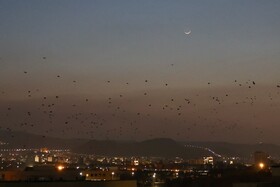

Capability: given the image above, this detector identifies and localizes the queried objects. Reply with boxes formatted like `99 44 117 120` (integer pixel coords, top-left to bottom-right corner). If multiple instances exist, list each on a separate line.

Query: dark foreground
0 180 137 187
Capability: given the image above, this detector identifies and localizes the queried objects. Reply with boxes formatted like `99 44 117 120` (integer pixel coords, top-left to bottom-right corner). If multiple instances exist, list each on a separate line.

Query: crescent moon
184 30 191 35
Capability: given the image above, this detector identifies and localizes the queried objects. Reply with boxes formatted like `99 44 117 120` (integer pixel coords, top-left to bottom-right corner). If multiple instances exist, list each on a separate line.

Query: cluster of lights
0 141 8 145
0 148 36 152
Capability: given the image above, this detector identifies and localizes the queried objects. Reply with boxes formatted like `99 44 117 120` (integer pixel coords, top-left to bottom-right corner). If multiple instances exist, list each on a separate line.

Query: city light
259 162 265 169
111 172 115 180
57 165 65 171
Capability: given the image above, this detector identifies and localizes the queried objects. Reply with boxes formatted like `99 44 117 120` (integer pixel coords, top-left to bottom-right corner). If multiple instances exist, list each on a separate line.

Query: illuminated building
47 156 53 162
133 160 139 166
34 155 40 163
81 170 120 181
203 157 214 165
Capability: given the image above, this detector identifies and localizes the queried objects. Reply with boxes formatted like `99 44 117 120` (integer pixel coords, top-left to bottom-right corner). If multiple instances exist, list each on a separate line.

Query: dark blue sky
0 1 280 143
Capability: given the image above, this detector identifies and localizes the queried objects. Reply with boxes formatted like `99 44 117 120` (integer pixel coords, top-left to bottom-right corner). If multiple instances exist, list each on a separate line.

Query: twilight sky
0 0 280 143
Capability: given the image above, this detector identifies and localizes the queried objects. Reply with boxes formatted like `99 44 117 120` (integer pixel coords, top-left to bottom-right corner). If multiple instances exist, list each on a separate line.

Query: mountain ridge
1 130 280 159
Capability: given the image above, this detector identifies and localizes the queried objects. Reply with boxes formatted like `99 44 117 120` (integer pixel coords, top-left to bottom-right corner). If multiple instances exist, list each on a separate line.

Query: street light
57 165 64 171
259 162 265 169
111 172 115 180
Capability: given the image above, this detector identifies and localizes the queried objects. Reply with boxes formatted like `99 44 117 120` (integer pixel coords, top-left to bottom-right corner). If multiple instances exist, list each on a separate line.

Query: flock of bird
0 56 280 143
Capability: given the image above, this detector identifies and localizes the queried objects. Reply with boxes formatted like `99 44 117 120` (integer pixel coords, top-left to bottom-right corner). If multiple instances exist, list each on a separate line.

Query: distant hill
1 130 280 159
0 130 87 149
75 138 209 159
